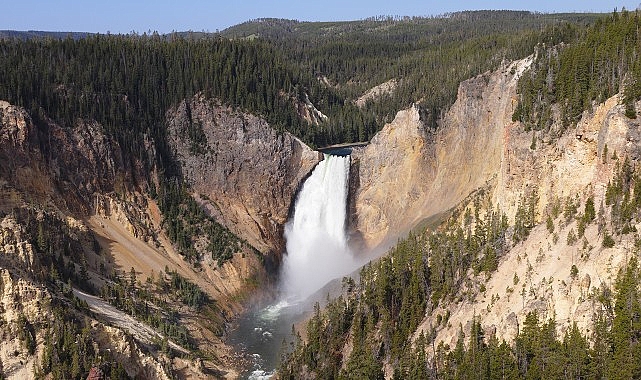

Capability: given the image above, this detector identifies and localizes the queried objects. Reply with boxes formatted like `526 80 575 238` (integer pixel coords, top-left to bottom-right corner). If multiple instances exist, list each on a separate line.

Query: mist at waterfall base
228 154 361 379
281 154 358 301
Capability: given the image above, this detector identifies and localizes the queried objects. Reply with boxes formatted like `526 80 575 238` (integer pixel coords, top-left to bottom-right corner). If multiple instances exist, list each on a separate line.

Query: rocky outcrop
350 104 434 248
0 268 50 379
295 93 329 125
167 95 321 255
0 212 173 380
493 93 641 221
0 101 135 213
352 58 532 249
90 323 173 380
355 79 398 108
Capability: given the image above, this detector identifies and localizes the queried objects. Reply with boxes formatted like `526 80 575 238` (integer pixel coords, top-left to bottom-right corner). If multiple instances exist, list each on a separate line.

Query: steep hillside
279 41 641 377
0 98 310 378
418 90 641 350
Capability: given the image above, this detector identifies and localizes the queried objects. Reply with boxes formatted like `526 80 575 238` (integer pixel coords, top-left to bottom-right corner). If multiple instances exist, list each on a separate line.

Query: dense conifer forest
0 11 599 151
514 9 641 134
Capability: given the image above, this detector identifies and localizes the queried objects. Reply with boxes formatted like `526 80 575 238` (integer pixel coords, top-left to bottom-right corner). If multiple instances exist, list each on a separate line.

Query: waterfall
281 154 356 301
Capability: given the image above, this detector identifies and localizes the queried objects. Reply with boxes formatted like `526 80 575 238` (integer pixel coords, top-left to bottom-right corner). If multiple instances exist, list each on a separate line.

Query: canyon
1 51 640 379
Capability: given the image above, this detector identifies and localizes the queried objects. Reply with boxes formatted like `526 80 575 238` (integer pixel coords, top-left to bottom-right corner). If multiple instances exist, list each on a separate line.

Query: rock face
0 100 131 213
352 58 532 249
0 98 278 378
0 267 50 379
167 95 322 255
355 79 398 108
351 57 641 352
415 92 641 350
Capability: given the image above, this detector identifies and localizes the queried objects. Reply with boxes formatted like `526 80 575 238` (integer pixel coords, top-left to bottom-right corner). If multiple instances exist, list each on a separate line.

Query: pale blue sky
2 1 639 34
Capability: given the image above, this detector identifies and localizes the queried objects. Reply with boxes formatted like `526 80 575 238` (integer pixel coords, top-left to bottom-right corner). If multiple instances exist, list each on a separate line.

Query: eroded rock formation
351 58 532 249
166 95 322 255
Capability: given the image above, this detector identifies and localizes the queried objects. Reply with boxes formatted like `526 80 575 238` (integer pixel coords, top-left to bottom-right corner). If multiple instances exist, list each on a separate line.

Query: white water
229 154 358 379
281 154 357 301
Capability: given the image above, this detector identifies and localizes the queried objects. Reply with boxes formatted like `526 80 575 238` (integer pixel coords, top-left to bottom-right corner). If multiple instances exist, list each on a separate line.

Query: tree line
514 9 641 135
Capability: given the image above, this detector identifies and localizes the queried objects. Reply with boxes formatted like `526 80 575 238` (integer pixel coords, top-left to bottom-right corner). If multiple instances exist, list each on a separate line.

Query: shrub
602 232 615 248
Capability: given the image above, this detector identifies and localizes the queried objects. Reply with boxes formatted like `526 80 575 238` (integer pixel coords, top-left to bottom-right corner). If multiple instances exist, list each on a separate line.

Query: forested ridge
225 11 600 140
514 9 641 135
1 11 599 150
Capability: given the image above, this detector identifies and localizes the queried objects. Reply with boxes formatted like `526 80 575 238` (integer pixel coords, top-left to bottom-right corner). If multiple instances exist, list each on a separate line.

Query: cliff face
351 58 531 249
415 93 641 351
350 57 641 352
167 95 321 255
0 100 136 213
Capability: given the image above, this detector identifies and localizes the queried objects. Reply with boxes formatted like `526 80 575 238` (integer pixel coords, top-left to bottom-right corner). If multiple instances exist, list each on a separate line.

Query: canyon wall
417 92 641 351
166 95 321 255
1 97 312 378
351 58 532 249
350 57 641 353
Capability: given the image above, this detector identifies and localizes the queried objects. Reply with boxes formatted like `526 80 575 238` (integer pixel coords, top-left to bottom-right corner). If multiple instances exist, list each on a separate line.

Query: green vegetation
430 205 509 301
514 9 641 134
37 304 131 379
280 235 641 379
605 157 641 235
513 189 538 243
100 266 221 350
157 178 243 265
279 195 510 378
167 268 209 309
227 11 598 138
437 257 641 380
0 11 599 152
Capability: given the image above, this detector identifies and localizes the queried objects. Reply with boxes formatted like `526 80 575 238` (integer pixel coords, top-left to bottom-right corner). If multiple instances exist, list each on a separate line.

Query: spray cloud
280 154 357 301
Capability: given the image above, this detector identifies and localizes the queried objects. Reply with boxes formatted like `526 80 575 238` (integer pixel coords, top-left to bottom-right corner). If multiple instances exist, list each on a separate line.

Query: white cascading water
281 153 356 301
237 154 356 380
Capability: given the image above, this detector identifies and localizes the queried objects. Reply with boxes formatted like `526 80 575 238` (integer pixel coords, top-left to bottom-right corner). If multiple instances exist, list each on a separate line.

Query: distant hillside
221 11 599 41
0 30 91 39
0 11 603 148
223 11 603 144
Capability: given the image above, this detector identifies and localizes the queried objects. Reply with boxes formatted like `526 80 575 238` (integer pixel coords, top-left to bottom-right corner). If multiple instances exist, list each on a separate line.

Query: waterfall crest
281 154 355 300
